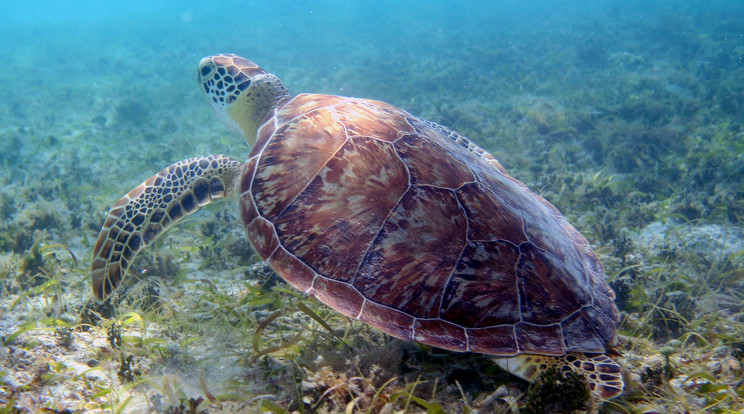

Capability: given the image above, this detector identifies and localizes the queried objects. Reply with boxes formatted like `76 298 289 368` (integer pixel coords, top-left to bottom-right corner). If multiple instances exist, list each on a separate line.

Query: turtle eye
200 64 212 77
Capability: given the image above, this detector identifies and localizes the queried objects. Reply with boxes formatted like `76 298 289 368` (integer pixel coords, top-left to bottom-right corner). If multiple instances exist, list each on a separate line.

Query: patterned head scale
198 54 289 146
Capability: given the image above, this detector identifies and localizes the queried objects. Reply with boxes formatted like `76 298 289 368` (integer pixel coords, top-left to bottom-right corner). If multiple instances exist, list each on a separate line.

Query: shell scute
358 300 414 341
274 137 409 282
275 93 347 127
414 319 468 352
239 192 259 228
583 303 620 343
406 117 490 168
515 322 565 355
240 156 258 195
309 277 364 319
394 134 476 188
246 217 279 258
440 241 521 328
352 186 467 318
254 116 277 155
456 182 528 243
517 243 592 325
561 309 607 352
268 246 316 292
467 325 518 354
333 99 413 141
474 164 584 266
252 107 347 221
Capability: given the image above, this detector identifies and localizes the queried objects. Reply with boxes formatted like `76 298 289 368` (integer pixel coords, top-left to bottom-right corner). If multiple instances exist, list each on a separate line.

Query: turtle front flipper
91 155 244 301
495 352 624 400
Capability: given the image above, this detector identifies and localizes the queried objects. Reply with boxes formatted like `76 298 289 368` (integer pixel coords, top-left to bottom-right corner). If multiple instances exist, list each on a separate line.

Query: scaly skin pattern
92 54 624 399
91 155 243 299
496 353 623 399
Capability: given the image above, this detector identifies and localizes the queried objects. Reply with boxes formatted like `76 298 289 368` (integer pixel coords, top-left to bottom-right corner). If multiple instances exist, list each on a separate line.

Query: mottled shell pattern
226 65 620 357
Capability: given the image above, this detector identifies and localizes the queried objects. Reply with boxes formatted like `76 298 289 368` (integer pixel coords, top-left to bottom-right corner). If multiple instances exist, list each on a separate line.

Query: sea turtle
91 54 624 399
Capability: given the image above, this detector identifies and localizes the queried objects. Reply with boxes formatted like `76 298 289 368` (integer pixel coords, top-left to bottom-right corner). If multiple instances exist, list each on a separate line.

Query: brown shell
239 93 619 356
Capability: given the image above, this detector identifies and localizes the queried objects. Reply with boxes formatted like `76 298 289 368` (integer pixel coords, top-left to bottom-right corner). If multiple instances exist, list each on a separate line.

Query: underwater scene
1 0 743 412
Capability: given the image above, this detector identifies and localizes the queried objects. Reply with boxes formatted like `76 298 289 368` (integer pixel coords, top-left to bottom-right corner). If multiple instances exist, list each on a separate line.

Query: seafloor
1 2 743 413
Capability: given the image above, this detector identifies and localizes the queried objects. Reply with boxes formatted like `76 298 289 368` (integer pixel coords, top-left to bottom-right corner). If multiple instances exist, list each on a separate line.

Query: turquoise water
1 1 743 412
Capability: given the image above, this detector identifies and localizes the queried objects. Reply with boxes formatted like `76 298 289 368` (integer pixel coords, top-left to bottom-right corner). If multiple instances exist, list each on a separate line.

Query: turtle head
198 54 290 147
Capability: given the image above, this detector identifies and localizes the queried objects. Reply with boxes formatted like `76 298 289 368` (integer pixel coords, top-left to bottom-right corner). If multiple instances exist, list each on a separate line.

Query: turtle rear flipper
91 155 244 301
495 352 624 400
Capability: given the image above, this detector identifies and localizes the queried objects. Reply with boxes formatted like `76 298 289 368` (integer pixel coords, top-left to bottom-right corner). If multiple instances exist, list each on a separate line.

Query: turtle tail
91 155 244 301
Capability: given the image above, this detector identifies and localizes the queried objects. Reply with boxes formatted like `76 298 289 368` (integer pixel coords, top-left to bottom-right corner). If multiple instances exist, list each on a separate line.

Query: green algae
521 367 590 414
